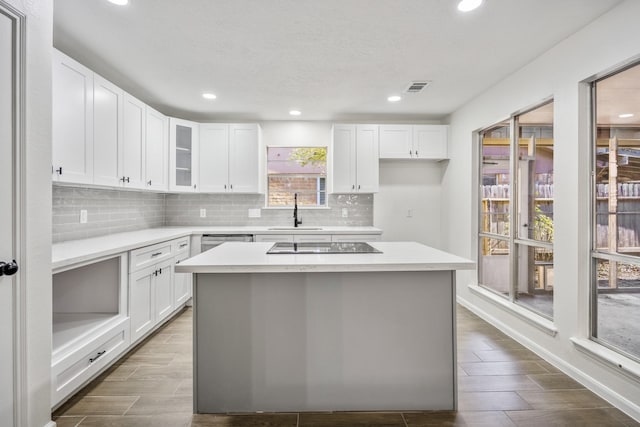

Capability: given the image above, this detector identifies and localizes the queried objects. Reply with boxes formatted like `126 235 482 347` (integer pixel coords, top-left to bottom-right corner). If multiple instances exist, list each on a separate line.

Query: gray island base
176 242 475 413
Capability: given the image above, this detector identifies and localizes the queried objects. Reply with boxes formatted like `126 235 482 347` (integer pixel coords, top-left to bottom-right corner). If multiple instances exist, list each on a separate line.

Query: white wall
443 0 640 420
374 160 444 247
5 0 53 426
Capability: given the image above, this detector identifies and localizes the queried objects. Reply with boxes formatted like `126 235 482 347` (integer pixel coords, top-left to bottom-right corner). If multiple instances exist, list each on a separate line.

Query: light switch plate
80 209 88 224
248 208 261 218
200 208 206 218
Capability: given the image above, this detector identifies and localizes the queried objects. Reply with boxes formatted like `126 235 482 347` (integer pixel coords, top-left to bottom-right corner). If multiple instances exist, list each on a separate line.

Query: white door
355 124 379 193
413 125 448 159
93 74 123 187
145 106 168 191
52 49 94 184
331 124 356 193
229 124 259 193
1 8 17 425
199 123 229 192
169 118 199 192
122 93 146 189
129 268 155 343
379 125 412 159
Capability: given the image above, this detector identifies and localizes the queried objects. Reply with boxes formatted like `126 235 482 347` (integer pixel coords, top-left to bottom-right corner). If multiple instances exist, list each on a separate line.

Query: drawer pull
89 350 106 363
151 252 162 257
179 243 188 248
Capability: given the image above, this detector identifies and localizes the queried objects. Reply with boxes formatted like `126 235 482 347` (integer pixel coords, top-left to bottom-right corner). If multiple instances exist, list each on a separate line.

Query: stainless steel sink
267 227 323 231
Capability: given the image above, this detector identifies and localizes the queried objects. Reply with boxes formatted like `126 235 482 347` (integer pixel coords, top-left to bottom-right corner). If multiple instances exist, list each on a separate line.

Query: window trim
265 145 328 208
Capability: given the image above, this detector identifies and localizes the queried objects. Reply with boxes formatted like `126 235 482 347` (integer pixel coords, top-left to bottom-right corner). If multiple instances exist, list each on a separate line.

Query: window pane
480 123 511 236
517 102 554 242
267 147 327 207
515 244 554 318
593 258 640 359
592 62 640 360
479 236 510 296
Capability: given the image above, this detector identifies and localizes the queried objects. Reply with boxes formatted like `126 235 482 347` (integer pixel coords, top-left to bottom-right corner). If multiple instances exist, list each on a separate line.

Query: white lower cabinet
51 319 129 407
332 234 382 242
52 237 193 409
254 234 295 243
173 238 192 307
129 257 174 344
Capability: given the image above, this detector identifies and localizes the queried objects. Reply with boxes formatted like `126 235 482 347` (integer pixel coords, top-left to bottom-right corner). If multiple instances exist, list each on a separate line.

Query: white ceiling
53 0 623 122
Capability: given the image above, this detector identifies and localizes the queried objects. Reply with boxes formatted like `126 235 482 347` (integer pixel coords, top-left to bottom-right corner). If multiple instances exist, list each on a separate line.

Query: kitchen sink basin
267 227 323 231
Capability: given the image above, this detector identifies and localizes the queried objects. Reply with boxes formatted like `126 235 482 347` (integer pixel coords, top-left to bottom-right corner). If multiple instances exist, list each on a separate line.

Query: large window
267 147 327 207
591 62 640 361
479 101 555 319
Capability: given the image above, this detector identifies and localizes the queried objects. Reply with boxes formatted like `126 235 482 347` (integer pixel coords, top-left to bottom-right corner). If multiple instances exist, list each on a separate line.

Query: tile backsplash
53 186 166 243
53 185 373 242
164 193 373 227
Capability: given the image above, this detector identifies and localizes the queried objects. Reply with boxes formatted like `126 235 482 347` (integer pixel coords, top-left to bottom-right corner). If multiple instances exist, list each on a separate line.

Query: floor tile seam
121 395 141 416
513 390 615 410
400 411 409 427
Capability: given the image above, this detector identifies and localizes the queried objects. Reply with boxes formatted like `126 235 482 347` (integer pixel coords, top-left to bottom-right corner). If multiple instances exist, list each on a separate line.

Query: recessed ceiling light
387 95 402 102
619 113 634 118
202 93 217 100
107 0 129 5
289 110 301 116
458 0 482 12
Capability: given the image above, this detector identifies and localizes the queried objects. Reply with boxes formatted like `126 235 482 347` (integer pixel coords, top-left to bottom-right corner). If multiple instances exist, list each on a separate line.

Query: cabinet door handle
224 184 227 190
193 184 197 190
159 267 162 274
176 260 180 264
415 150 418 156
179 243 188 248
147 180 152 186
121 176 130 183
409 150 412 156
153 270 158 276
89 350 106 363
230 184 233 190
55 167 62 175
358 184 361 190
151 252 162 257
352 184 355 190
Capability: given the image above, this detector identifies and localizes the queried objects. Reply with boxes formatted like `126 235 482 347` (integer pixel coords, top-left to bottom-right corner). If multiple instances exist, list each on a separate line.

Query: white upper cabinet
145 106 168 191
199 124 229 193
332 124 379 193
92 74 123 187
52 49 94 184
379 124 449 160
378 125 412 159
229 124 260 193
169 118 199 192
121 94 146 189
413 125 448 159
199 123 260 193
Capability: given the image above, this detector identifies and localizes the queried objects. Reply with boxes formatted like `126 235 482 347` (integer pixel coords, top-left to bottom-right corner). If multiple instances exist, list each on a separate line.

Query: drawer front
254 234 294 243
130 241 173 272
293 234 333 243
172 237 190 255
52 318 130 407
332 234 382 242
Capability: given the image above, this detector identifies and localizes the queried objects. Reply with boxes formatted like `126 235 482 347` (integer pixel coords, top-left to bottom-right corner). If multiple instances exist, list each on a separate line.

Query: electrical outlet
248 208 261 218
80 209 88 224
200 208 206 218
407 209 413 218
342 208 349 218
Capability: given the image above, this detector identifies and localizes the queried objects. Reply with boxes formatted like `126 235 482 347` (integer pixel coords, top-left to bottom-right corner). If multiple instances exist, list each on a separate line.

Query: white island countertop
176 241 474 274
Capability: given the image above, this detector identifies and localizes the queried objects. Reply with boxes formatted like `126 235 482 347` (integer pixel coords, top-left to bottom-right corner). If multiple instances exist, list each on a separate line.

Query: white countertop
176 241 475 273
52 226 382 271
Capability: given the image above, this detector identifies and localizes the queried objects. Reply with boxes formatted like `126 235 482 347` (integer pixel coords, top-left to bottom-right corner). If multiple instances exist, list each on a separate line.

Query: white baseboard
457 295 640 423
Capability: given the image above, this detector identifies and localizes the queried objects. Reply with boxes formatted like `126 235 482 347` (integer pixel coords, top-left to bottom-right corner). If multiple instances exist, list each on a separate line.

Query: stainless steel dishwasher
201 234 254 252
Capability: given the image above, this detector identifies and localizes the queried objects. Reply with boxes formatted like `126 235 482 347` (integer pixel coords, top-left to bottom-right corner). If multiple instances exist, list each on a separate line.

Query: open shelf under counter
52 312 123 355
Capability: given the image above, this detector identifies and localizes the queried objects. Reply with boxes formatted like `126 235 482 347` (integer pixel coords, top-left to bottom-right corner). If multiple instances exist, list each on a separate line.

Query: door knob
0 260 18 276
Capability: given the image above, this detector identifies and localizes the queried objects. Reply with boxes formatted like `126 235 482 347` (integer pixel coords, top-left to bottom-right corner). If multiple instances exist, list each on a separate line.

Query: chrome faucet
293 193 302 227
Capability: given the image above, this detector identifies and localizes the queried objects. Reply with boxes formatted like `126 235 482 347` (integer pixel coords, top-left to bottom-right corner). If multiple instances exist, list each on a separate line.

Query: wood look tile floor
53 306 639 427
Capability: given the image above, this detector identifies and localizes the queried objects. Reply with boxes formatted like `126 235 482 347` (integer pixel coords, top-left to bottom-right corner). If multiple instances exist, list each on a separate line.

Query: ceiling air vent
404 81 431 93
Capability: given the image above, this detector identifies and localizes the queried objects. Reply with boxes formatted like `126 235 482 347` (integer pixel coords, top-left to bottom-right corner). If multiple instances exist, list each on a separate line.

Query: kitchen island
176 241 474 413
